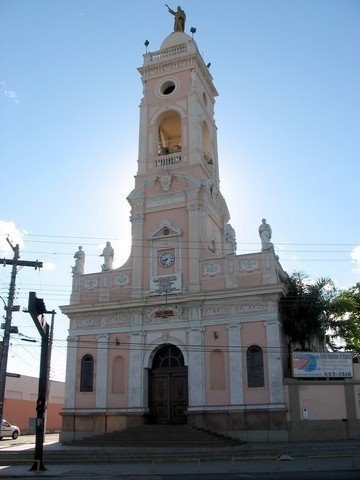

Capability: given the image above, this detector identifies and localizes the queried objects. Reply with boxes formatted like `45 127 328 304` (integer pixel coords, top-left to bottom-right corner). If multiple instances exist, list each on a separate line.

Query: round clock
159 251 175 268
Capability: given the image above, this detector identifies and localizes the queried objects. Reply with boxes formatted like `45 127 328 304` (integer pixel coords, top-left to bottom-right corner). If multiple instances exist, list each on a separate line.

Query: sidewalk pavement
0 435 359 478
0 455 359 478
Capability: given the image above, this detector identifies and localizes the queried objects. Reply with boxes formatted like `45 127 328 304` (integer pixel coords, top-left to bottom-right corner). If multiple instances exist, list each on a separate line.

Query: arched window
210 349 225 390
152 344 184 369
112 355 125 394
202 121 213 164
80 354 94 392
247 345 264 388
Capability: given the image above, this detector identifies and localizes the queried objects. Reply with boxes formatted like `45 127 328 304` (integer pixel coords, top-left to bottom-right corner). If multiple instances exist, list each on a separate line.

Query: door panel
150 368 188 424
171 372 188 424
151 373 170 424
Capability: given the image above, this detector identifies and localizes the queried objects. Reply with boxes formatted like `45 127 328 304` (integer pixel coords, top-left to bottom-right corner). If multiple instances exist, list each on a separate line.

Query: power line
10 338 291 354
1 231 359 247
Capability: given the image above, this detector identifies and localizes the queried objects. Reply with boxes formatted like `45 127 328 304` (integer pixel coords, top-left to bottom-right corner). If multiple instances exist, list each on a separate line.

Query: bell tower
127 30 232 298
61 9 288 442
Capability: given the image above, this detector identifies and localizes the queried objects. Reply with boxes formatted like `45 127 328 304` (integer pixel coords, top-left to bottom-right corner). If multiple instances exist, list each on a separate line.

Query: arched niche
157 111 182 156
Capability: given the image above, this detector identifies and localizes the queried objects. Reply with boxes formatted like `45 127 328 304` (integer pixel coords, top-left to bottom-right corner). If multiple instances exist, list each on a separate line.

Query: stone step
1 441 360 467
68 424 241 447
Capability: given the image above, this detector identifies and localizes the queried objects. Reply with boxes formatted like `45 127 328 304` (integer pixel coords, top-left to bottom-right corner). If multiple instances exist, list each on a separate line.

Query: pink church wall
204 325 230 405
241 322 270 404
107 333 129 408
75 334 96 409
142 208 189 289
145 70 191 104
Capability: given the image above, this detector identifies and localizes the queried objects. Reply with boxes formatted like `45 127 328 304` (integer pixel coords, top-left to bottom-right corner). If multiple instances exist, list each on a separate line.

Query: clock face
159 251 175 268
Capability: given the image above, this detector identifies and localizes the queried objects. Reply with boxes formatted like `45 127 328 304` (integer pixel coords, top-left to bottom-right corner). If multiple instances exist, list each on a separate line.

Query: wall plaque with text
150 273 182 295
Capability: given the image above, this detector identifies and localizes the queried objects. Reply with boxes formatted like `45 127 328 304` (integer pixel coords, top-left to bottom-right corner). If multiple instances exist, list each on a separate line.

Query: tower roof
160 31 196 50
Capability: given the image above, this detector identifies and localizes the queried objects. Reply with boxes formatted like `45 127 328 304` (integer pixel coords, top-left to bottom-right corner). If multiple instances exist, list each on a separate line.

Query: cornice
139 51 218 97
60 283 285 317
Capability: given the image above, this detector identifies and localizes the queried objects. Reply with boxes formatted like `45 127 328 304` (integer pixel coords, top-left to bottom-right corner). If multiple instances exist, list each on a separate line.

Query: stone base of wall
59 412 145 443
60 409 360 444
289 419 360 441
188 408 289 443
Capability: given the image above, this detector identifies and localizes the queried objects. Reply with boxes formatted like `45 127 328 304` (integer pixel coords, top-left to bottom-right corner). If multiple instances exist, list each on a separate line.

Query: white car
0 419 21 440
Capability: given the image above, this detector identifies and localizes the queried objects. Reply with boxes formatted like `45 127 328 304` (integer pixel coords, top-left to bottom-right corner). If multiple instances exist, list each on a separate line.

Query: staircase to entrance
69 424 241 447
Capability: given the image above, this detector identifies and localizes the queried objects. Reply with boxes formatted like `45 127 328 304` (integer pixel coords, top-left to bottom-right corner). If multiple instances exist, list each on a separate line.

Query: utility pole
44 310 55 434
0 239 42 436
27 292 55 472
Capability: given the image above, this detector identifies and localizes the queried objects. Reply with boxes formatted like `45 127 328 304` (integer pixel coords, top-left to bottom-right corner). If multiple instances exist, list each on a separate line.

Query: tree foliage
330 282 360 355
280 271 335 351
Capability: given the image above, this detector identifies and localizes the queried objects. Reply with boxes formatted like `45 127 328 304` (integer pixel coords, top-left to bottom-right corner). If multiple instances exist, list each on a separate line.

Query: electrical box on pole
28 292 48 338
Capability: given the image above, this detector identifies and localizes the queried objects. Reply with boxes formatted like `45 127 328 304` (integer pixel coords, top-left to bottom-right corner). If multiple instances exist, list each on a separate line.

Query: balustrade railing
155 153 181 168
149 44 189 63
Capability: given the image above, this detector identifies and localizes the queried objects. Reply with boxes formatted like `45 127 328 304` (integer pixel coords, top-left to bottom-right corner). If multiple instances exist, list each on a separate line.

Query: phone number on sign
323 371 352 377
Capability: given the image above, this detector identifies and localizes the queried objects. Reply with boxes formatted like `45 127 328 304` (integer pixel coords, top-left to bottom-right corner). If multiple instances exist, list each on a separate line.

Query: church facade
60 23 291 443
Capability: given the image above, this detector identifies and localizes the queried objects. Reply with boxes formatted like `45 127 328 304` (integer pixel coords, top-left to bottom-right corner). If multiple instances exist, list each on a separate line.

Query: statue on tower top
100 241 114 271
259 218 274 252
165 4 186 32
72 246 85 275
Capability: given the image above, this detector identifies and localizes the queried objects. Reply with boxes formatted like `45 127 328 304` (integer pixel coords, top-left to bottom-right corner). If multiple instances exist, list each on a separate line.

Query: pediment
173 173 202 188
127 176 157 203
148 221 182 240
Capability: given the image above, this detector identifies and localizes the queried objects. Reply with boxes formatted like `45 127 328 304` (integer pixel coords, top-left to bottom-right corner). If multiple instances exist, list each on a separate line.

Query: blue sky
0 0 359 381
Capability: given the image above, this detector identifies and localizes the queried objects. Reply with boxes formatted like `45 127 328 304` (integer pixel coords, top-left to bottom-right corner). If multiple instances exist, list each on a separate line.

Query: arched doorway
149 344 188 424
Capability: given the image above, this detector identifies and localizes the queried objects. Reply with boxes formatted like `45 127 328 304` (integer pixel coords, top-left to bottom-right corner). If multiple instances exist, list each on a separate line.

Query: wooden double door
149 345 188 424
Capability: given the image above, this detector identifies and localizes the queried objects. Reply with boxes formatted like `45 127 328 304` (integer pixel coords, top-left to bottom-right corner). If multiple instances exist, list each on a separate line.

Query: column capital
226 323 242 331
67 335 79 343
97 333 109 342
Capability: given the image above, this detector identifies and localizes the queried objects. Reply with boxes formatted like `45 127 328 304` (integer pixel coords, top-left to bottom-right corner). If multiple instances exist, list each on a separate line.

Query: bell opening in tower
157 111 182 157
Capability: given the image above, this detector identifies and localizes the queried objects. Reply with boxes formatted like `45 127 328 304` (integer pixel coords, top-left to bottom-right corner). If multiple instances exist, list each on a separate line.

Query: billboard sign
292 351 353 378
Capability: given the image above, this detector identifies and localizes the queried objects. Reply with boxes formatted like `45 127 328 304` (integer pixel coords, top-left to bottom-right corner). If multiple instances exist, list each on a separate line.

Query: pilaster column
225 257 237 288
344 381 358 438
227 325 244 405
70 276 80 304
64 336 78 409
137 90 148 175
128 332 145 407
187 95 199 160
99 271 110 302
188 328 205 407
265 320 284 404
187 204 205 292
130 212 144 298
96 334 109 408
